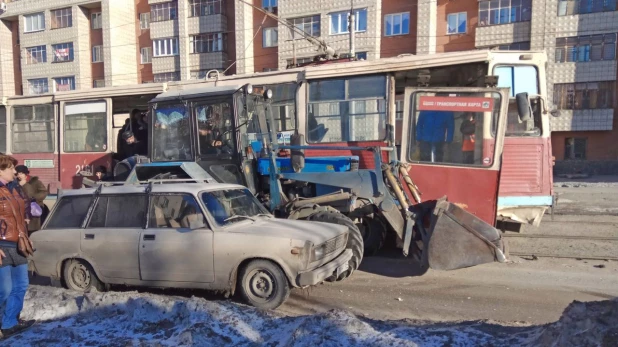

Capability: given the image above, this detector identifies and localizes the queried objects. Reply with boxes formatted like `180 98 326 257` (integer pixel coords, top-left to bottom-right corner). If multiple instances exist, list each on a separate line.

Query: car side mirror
516 92 532 123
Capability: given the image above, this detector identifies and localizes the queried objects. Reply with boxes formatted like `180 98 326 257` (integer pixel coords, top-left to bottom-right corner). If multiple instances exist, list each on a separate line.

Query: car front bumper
297 249 353 286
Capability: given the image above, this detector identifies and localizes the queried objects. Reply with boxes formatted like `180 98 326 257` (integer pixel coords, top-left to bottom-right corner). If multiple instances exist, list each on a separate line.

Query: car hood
229 218 348 245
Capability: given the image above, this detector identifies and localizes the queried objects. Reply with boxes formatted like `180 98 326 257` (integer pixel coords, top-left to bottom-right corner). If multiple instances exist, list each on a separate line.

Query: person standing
0 155 35 338
15 165 48 234
459 113 477 165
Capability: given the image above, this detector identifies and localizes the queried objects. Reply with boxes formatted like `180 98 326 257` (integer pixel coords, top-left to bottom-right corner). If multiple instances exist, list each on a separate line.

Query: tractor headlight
264 89 273 100
245 84 253 95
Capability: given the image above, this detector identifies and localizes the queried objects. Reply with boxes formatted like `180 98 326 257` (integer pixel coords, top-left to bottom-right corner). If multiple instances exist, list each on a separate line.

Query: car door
139 193 214 283
400 87 510 225
80 194 146 280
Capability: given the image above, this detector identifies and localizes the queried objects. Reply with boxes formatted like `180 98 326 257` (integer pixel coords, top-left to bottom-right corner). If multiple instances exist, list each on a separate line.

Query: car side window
148 194 208 230
88 195 148 228
46 196 93 229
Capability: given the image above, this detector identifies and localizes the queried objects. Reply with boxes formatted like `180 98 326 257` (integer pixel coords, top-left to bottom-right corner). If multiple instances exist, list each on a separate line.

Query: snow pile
535 299 618 347
2 285 616 346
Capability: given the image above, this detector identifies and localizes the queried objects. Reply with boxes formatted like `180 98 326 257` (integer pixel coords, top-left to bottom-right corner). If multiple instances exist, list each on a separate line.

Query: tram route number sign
24 159 55 169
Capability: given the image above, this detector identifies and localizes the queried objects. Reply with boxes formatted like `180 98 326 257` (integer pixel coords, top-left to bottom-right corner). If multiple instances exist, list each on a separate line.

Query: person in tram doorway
122 130 147 158
15 165 48 235
460 113 476 165
415 108 454 162
0 156 36 339
94 166 113 182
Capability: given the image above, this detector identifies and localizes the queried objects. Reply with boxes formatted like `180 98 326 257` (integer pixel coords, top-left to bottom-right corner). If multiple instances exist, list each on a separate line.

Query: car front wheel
63 259 105 293
237 260 290 310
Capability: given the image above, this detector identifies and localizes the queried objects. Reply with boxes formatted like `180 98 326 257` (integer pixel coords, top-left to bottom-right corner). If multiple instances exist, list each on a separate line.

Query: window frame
288 15 321 39
0 107 6 154
189 33 225 54
447 12 467 35
51 42 74 63
151 1 178 22
479 0 533 27
329 8 368 35
92 45 103 63
25 45 47 64
558 0 617 16
51 8 73 30
553 81 616 110
153 37 179 57
87 194 149 229
384 12 410 37
11 104 55 153
63 100 108 153
93 80 105 88
24 12 45 33
91 12 102 30
27 78 49 95
154 72 180 83
555 34 617 63
53 76 76 92
140 12 151 29
141 47 152 64
263 27 278 48
262 0 278 8
189 0 224 17
564 137 587 160
44 195 93 229
147 193 208 230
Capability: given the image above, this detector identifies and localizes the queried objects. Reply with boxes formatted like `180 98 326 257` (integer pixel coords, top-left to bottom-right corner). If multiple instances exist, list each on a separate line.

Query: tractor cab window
407 91 502 166
152 103 192 161
196 101 234 157
494 65 542 137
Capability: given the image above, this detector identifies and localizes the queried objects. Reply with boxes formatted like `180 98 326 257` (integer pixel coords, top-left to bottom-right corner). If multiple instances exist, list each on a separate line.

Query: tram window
495 65 539 97
196 102 233 157
11 105 55 153
0 107 6 153
152 103 192 161
307 75 387 143
407 92 502 167
64 101 107 152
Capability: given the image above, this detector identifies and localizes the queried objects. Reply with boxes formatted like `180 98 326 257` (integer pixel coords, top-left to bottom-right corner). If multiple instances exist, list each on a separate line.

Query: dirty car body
29 182 351 309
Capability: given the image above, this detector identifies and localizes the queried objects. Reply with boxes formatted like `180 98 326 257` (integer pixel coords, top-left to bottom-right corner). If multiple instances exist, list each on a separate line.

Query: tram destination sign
24 159 55 169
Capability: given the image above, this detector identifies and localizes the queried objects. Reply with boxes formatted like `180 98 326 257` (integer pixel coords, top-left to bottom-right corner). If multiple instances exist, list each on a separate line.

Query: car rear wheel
63 259 105 293
238 260 290 310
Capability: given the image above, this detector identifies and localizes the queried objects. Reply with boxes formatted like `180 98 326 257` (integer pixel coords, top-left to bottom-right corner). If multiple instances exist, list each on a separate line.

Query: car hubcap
71 264 91 290
246 269 275 303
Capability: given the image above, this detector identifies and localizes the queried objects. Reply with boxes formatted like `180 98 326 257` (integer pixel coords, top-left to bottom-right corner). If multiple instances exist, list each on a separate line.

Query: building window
447 12 467 34
190 70 222 79
25 45 47 64
190 33 225 53
0 107 6 154
263 68 277 72
189 0 224 17
139 13 150 29
498 41 531 50
289 15 320 39
91 12 102 30
153 38 179 57
340 51 368 60
479 0 532 26
395 100 404 119
287 57 314 66
555 34 616 63
151 1 178 22
330 9 367 35
93 80 105 88
51 8 73 29
565 138 586 160
54 76 76 92
384 12 410 36
154 72 180 83
92 45 103 63
27 78 48 95
24 12 45 33
558 0 617 16
553 81 616 110
141 47 152 64
11 105 55 153
52 42 74 63
263 0 277 9
263 27 278 47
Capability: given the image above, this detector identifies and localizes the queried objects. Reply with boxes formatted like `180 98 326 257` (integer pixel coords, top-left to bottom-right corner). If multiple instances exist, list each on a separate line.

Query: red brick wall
380 1 417 57
435 0 477 53
225 0 237 74
90 8 105 86
252 0 279 72
135 0 153 83
11 21 22 95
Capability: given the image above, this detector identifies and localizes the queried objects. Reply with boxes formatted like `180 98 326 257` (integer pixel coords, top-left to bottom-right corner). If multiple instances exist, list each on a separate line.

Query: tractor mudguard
426 197 508 271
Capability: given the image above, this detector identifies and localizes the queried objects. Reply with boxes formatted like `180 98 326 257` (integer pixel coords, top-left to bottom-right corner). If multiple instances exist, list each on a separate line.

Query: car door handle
143 234 156 241
84 234 95 240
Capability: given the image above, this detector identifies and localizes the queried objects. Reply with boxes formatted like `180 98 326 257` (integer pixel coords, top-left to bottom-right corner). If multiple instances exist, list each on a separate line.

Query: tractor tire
308 211 364 280
358 216 387 256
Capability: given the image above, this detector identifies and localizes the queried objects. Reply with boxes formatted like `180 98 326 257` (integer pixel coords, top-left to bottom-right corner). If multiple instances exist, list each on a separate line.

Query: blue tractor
108 84 507 279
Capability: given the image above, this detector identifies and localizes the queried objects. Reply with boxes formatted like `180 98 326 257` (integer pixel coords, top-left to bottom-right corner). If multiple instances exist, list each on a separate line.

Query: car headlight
311 244 326 262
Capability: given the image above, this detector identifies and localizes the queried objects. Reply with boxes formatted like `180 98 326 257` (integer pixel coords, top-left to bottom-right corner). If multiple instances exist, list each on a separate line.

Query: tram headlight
245 84 253 95
264 89 273 100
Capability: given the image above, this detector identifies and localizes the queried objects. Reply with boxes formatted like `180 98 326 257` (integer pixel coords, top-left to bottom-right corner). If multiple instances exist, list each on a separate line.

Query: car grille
324 232 347 256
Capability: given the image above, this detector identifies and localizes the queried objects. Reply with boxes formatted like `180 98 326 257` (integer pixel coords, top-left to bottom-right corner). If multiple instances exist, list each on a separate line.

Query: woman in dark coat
15 165 48 233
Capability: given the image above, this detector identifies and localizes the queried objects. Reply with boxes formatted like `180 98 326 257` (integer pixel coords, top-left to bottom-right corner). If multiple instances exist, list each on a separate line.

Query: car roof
59 182 247 197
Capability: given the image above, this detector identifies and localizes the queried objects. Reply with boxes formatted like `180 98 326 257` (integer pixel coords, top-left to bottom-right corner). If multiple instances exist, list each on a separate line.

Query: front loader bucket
427 198 507 270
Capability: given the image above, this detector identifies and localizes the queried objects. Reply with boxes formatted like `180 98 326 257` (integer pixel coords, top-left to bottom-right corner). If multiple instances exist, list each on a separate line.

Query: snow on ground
1 285 616 347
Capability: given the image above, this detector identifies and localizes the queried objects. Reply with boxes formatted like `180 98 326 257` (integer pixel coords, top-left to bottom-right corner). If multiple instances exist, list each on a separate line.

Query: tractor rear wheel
308 211 364 281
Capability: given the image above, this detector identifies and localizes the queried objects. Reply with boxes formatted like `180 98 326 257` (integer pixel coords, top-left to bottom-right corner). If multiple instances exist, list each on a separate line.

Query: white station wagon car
29 182 351 309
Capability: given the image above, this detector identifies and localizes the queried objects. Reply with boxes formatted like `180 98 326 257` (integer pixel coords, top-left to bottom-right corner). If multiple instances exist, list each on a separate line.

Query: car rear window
46 195 93 229
88 195 148 228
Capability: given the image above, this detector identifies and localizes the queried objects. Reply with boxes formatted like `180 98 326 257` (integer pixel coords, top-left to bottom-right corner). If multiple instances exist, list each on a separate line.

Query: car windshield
201 188 270 226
